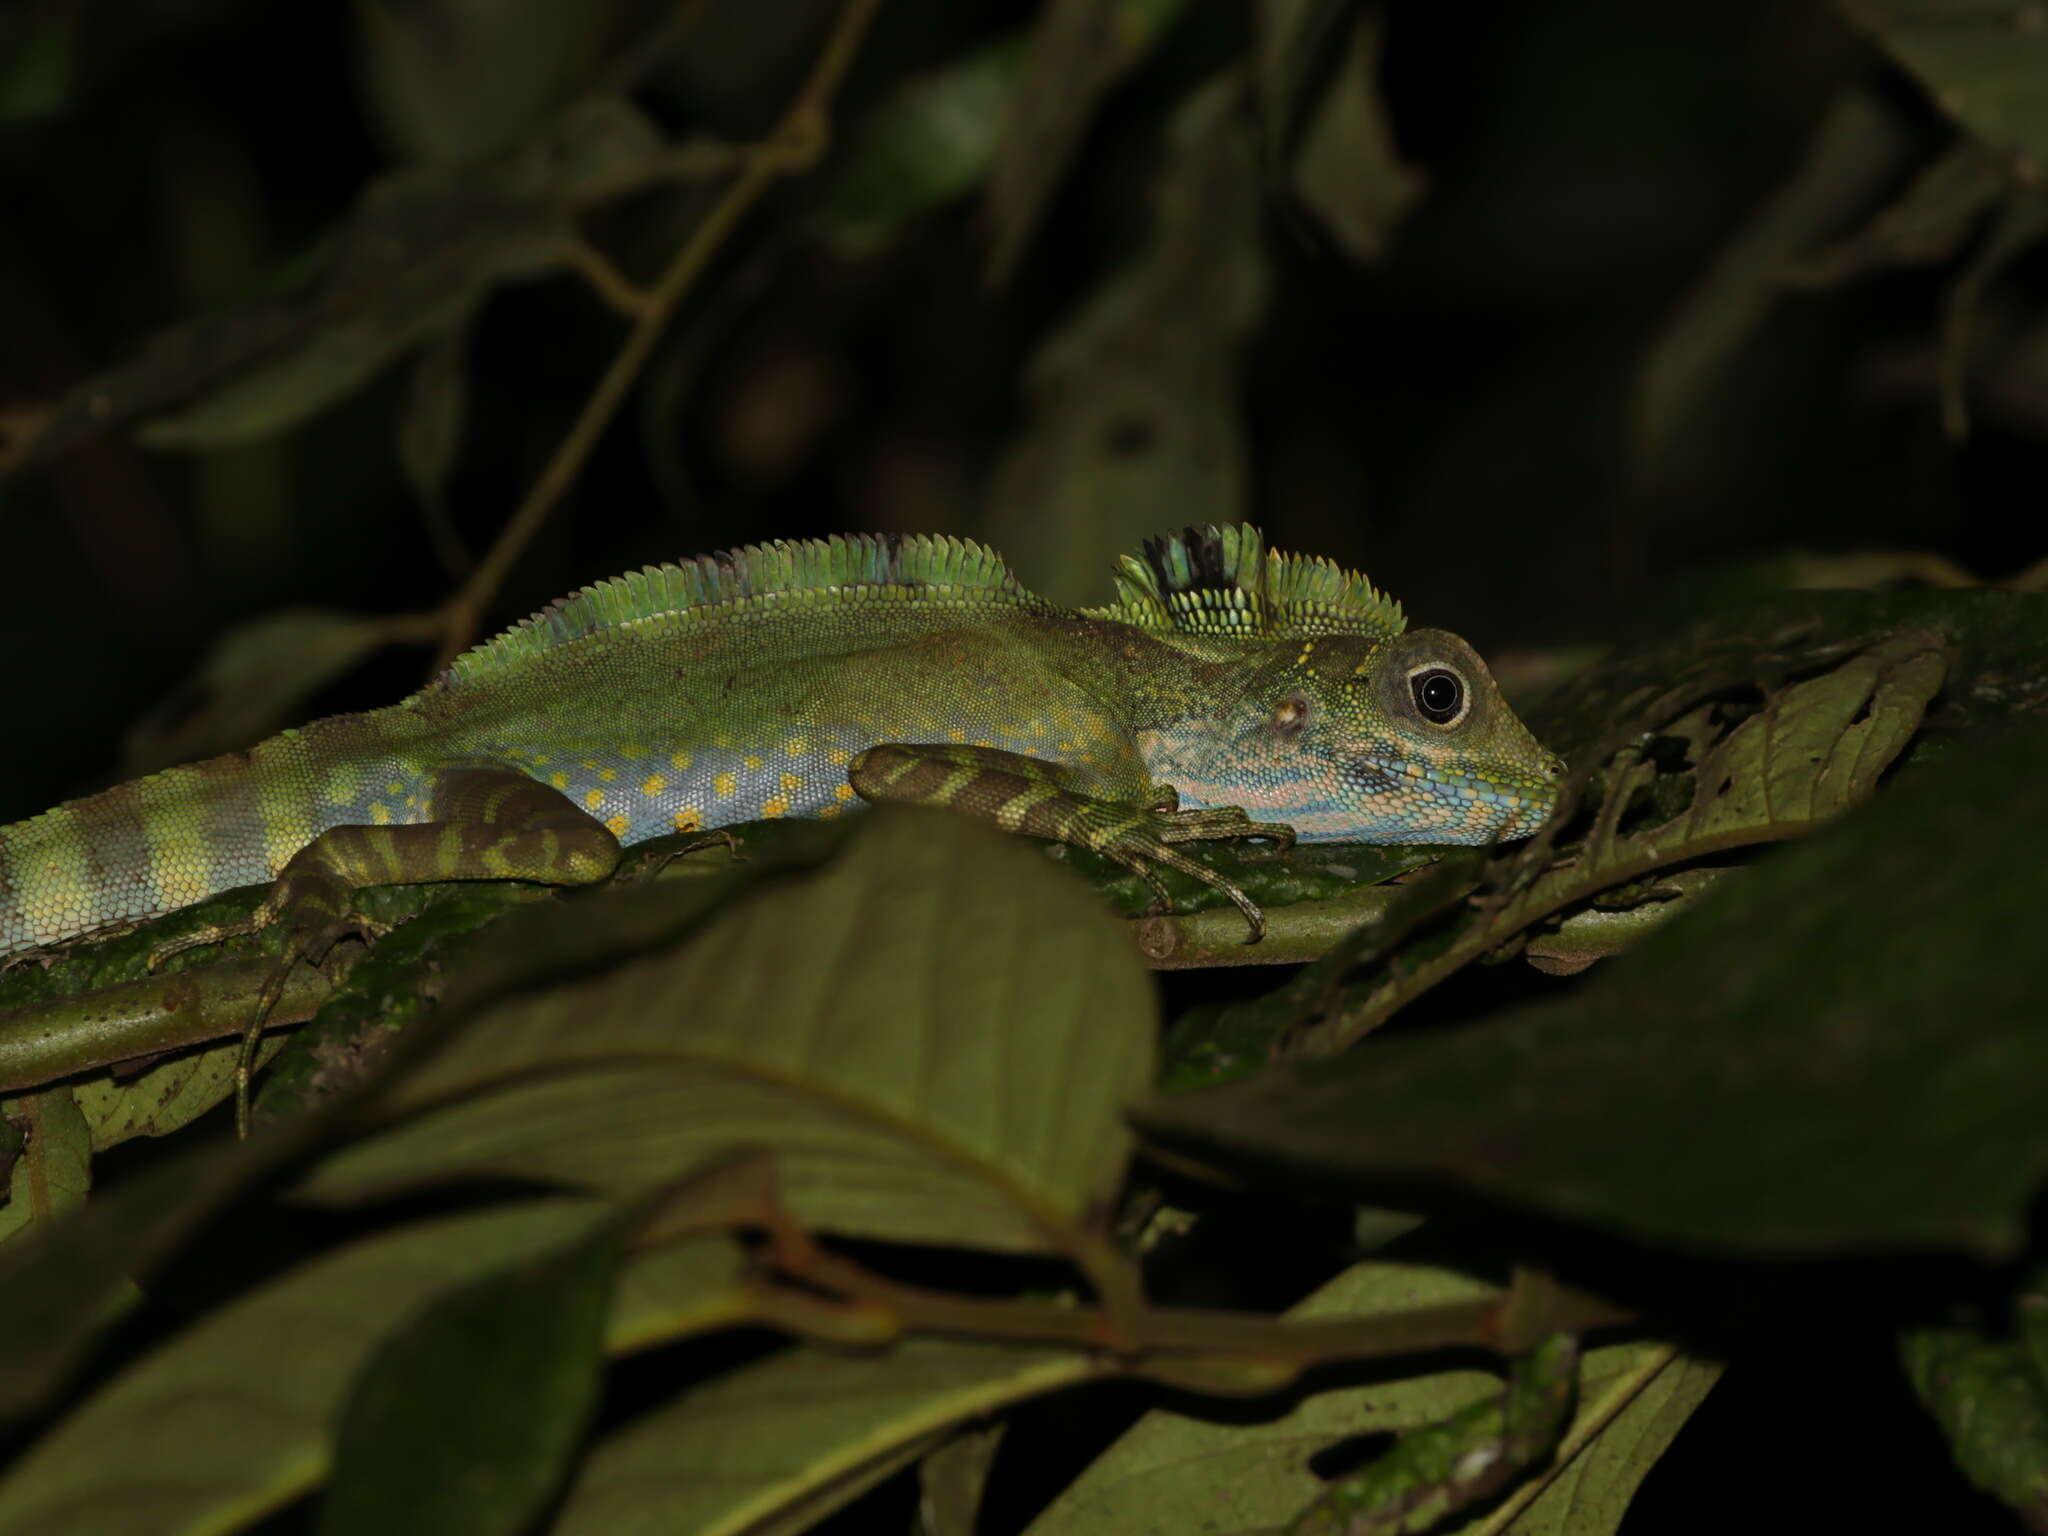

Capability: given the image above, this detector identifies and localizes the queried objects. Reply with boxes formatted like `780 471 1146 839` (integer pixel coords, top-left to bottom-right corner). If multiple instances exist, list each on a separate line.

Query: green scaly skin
0 526 1563 964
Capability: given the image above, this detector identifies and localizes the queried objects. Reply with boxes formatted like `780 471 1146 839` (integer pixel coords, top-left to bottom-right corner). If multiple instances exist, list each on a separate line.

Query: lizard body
0 526 1562 959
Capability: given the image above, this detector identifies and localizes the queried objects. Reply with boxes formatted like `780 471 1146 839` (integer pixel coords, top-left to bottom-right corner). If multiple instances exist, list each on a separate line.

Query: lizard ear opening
1271 693 1312 739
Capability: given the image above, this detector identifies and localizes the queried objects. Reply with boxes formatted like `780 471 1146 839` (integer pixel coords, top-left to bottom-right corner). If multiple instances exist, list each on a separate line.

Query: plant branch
427 0 887 678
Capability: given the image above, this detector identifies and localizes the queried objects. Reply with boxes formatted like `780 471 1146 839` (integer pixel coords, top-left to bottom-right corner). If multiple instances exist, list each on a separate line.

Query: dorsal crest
436 533 1040 687
1084 525 1405 640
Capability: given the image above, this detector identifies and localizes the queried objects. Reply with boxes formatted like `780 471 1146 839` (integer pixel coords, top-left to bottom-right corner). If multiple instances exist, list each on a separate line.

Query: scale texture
0 526 1563 956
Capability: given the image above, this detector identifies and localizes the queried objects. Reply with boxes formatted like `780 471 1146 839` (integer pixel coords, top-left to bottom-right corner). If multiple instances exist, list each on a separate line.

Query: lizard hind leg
847 743 1293 941
157 765 627 1136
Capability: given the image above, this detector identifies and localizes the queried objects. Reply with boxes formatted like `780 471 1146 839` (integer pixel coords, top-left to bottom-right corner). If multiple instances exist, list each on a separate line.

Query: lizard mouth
1340 756 1561 843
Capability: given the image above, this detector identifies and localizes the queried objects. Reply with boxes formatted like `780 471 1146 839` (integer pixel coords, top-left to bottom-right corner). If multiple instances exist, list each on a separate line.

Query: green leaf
354 0 622 165
1487 1347 1719 1535
0 1199 746 1535
0 8 73 124
983 73 1268 606
319 1201 640 1536
10 95 672 465
1901 1325 2048 1527
819 34 1026 253
1842 0 2048 168
1286 10 1423 263
1138 722 2048 1256
298 808 1158 1255
72 1035 286 1151
1789 138 2008 286
1027 1260 1709 1536
0 1087 90 1244
918 1422 1008 1536
1254 0 1365 162
983 0 1190 286
557 1338 1097 1536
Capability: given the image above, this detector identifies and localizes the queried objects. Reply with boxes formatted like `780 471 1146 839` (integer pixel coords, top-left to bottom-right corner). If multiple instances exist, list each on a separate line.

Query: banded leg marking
847 743 1293 940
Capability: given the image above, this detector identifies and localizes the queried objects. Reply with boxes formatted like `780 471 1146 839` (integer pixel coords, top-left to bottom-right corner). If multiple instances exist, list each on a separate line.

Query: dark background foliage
0 1 2043 1531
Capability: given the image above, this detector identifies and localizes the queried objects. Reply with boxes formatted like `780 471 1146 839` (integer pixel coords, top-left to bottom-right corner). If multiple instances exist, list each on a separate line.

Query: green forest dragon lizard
0 526 1563 967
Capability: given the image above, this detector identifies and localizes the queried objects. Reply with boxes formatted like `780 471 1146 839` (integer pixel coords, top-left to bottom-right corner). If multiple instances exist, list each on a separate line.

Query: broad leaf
1901 1325 2048 1527
0 1199 746 1535
557 1338 1097 1536
982 0 1189 285
819 34 1025 253
1026 1260 1710 1536
0 1087 89 1244
1844 0 2048 167
297 808 1158 1255
1286 10 1421 263
320 1201 643 1536
1139 723 2048 1256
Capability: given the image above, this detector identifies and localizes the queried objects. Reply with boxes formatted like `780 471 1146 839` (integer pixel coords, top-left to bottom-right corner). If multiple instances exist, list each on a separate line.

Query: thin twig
427 0 887 679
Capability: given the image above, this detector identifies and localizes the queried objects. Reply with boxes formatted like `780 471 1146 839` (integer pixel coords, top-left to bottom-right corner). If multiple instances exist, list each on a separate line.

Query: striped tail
0 719 423 960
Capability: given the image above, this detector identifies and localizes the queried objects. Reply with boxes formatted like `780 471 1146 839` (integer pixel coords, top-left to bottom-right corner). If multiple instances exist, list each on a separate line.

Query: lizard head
1154 629 1565 845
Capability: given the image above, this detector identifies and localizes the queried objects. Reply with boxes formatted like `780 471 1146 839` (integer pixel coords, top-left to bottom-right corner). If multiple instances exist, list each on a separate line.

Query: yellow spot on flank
784 738 808 757
714 772 737 798
598 767 617 782
780 772 801 792
386 780 403 796
760 797 789 818
530 755 550 768
743 754 764 771
641 774 667 796
817 804 840 819
371 803 391 825
605 815 629 836
827 747 850 766
671 750 693 771
947 729 966 743
1031 720 1048 738
550 772 569 790
834 783 856 802
404 796 419 811
323 764 359 807
582 760 599 771
973 738 994 749
583 789 605 811
673 808 703 832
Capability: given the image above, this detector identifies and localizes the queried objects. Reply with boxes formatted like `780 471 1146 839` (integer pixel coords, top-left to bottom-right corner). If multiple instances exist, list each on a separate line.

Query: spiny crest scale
1084 524 1405 640
435 533 1038 686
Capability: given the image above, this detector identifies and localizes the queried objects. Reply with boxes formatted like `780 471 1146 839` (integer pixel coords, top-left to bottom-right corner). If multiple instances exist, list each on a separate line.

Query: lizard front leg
152 766 623 1132
847 743 1294 940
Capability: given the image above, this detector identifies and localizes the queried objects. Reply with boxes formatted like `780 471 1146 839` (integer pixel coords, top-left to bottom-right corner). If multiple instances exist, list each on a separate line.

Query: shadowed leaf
820 34 1025 253
1286 10 1422 263
983 0 1190 286
320 1201 641 1536
0 1087 89 1244
1027 1260 1709 1536
558 1338 1097 1536
1901 1325 2048 1528
1842 0 2048 168
0 1199 746 1535
1139 722 2048 1255
297 808 1157 1255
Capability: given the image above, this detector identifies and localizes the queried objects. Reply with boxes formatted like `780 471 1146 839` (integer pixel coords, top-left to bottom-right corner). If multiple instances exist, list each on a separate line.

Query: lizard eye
1409 666 1468 727
1271 693 1311 738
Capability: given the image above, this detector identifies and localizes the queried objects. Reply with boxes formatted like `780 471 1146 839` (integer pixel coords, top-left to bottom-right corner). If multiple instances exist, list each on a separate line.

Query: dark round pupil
1414 670 1462 721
